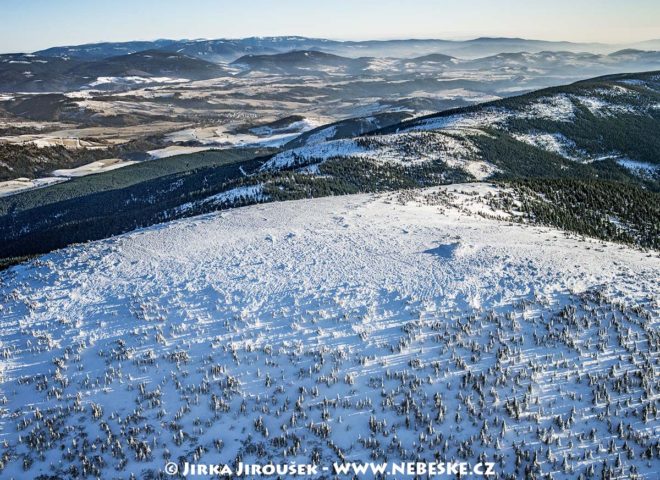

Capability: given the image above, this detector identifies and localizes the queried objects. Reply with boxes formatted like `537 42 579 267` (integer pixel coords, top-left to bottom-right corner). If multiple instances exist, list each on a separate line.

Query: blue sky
2 0 659 53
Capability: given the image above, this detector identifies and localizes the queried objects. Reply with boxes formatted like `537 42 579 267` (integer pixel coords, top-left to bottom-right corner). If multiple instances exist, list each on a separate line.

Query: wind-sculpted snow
0 185 658 478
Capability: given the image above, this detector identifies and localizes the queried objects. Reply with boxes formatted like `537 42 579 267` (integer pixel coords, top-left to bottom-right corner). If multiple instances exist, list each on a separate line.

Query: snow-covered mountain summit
0 185 657 478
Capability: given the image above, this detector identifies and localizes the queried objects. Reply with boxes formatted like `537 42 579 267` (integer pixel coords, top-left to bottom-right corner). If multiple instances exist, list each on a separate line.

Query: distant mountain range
232 48 660 77
0 50 231 92
1 42 659 92
12 36 659 62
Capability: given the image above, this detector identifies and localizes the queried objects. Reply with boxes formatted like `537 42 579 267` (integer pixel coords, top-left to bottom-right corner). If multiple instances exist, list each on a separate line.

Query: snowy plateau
0 184 658 479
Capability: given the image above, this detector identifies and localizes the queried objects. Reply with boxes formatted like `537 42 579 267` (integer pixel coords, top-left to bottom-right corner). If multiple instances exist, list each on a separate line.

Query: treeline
0 136 165 181
164 156 471 219
0 149 268 261
492 178 660 249
471 129 659 192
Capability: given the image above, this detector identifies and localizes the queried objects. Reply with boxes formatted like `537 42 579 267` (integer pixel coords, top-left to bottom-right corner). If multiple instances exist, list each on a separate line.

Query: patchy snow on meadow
174 184 268 214
261 138 365 170
573 95 638 116
404 108 509 133
302 125 338 145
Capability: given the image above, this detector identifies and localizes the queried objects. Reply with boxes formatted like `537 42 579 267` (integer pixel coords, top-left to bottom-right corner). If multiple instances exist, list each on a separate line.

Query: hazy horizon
2 0 659 53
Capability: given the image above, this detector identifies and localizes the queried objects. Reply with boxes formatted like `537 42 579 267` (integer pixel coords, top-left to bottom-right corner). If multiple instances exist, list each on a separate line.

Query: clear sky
2 0 659 53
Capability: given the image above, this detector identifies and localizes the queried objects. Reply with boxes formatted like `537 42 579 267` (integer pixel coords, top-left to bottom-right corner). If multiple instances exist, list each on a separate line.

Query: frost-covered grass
0 186 658 478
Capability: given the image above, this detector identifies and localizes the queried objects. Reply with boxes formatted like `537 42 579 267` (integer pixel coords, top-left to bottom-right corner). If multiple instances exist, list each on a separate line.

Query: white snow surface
174 185 268 214
616 158 659 176
405 108 509 132
512 132 582 160
147 145 217 159
0 186 658 478
302 125 338 145
89 76 190 87
51 158 137 177
523 94 576 122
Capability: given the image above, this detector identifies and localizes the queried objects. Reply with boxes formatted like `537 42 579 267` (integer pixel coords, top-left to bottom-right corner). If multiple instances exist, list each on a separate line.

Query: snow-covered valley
0 184 657 478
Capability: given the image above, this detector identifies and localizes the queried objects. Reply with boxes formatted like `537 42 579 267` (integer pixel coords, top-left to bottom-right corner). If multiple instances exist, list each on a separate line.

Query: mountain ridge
22 35 658 61
0 70 658 262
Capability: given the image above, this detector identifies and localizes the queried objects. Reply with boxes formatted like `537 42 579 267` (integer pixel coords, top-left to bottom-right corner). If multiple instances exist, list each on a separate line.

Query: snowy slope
260 73 659 184
0 185 658 478
262 132 497 180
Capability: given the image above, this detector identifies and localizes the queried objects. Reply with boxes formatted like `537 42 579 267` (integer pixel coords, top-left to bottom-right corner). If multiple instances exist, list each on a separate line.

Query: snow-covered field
51 158 137 177
0 185 658 478
0 121 184 149
0 158 138 197
88 76 190 87
0 176 68 197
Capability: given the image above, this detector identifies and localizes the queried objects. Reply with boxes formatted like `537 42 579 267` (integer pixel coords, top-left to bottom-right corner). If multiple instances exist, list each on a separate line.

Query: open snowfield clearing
0 185 657 478
0 176 67 197
51 158 138 177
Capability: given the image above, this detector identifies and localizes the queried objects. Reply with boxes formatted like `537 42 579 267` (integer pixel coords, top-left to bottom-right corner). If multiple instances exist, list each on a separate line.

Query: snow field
0 185 658 478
